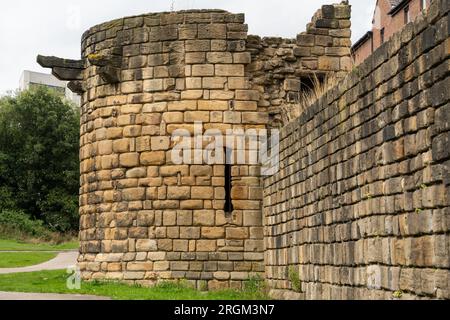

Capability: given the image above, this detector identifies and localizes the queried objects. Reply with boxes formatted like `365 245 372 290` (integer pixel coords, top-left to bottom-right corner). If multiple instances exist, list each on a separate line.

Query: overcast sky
0 0 376 94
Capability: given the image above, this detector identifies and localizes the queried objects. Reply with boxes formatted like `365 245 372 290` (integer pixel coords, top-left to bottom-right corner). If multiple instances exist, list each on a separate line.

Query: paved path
0 251 110 300
0 251 78 274
0 291 110 300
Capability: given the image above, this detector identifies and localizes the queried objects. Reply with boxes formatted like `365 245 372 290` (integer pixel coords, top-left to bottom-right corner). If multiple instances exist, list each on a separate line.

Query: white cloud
0 0 375 93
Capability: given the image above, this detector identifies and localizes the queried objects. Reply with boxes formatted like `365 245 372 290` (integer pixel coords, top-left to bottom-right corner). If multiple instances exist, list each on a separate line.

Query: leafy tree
0 87 80 232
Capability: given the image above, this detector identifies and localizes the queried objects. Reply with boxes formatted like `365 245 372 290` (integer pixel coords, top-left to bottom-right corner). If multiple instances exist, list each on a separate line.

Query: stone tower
38 2 352 290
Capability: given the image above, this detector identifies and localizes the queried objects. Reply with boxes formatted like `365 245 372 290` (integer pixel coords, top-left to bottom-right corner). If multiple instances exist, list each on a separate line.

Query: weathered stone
140 152 165 165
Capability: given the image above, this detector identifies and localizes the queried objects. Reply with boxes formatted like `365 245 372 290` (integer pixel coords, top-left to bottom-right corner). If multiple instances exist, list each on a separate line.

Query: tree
0 87 80 232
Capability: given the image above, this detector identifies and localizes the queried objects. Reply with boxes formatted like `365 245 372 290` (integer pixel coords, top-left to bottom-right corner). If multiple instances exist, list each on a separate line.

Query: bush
39 190 78 233
0 209 52 240
0 186 17 211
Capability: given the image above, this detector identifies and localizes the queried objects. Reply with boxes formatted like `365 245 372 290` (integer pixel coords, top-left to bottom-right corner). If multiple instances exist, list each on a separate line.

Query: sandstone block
297 34 315 46
167 186 191 200
162 112 184 124
120 153 140 167
202 77 227 89
173 240 190 252
193 210 215 226
180 227 201 239
123 125 141 137
192 64 215 76
207 52 233 64
233 52 251 64
228 77 250 89
215 64 245 76
202 227 225 239
235 101 257 111
184 111 210 122
192 187 214 199
107 127 123 139
127 262 153 271
98 140 113 155
318 56 341 71
153 261 170 271
224 111 242 123
124 272 145 280
211 39 228 51
137 211 155 227
136 239 157 252
235 90 259 101
143 79 163 92
168 100 197 111
241 112 269 124
181 90 204 100
198 24 227 39
143 102 168 113
177 211 193 226
198 100 228 110
140 151 166 165
186 40 211 52
197 240 217 252
180 200 204 209
151 136 170 151
186 52 206 64
226 227 249 239
179 24 198 39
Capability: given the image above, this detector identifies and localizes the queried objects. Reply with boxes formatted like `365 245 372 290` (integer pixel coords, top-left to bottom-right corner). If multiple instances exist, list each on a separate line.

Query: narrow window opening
420 0 427 11
380 28 385 44
224 148 233 216
404 5 410 24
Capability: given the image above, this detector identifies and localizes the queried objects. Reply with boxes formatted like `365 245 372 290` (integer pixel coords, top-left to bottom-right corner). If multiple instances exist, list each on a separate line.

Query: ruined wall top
36 2 353 290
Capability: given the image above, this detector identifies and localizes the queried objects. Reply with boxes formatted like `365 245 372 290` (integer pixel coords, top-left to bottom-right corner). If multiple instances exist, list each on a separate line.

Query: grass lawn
0 270 270 300
0 239 79 252
0 252 57 268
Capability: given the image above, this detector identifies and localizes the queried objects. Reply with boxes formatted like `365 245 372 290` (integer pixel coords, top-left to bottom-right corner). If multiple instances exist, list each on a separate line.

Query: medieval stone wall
78 10 268 290
264 0 449 300
76 2 353 291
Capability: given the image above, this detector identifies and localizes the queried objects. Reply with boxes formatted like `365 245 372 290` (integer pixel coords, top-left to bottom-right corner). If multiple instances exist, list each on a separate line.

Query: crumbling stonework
47 3 351 290
36 0 449 299
264 0 450 300
245 3 352 127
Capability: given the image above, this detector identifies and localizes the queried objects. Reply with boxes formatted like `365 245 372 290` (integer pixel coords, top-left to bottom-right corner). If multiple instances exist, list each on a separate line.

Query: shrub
39 190 79 233
0 209 52 240
288 266 302 293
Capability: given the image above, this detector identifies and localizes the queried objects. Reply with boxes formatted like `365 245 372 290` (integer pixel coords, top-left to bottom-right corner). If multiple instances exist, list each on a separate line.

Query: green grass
0 252 57 268
0 239 79 252
0 270 270 300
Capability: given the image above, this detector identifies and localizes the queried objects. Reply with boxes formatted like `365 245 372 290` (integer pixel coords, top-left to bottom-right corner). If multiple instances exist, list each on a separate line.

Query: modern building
19 70 81 106
352 0 431 65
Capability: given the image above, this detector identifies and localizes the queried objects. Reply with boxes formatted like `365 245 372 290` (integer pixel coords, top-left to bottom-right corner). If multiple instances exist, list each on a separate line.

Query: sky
0 0 376 94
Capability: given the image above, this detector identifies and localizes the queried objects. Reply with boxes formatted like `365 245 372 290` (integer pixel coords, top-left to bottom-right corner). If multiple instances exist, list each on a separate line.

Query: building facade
352 0 431 65
19 70 81 105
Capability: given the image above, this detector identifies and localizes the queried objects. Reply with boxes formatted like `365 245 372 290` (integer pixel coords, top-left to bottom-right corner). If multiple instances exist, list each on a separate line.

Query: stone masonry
264 0 450 300
34 2 351 291
36 0 449 299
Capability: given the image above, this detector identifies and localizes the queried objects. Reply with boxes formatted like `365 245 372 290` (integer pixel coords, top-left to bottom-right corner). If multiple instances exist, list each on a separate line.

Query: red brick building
352 0 430 65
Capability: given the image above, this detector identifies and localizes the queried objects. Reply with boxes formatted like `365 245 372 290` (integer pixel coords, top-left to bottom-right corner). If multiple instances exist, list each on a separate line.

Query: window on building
224 148 234 216
380 28 385 44
420 0 427 11
404 5 410 24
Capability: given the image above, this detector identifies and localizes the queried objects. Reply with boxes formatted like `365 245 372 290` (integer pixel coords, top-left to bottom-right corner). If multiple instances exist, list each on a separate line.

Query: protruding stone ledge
36 55 84 82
